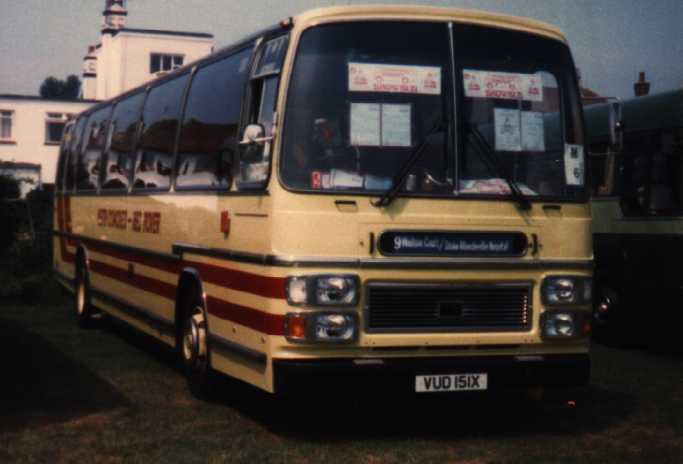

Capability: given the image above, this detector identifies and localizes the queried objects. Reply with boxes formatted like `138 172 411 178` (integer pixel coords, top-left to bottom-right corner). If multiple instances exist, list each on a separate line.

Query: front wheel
74 264 92 328
179 291 215 399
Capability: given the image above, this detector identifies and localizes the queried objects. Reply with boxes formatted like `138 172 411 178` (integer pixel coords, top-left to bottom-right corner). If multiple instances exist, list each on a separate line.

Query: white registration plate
415 373 488 393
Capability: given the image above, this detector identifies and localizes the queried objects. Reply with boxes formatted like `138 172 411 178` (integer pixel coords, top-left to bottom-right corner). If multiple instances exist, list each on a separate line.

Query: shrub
0 180 54 298
0 174 21 255
0 174 20 200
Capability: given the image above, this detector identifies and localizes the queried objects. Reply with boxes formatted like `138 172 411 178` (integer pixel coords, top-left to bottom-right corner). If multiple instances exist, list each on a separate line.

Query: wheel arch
175 268 210 349
75 243 90 274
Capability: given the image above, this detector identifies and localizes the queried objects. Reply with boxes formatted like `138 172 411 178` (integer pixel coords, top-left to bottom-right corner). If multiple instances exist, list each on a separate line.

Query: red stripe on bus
82 240 286 300
86 240 182 275
87 258 284 336
89 259 176 300
185 261 287 300
206 296 285 336
77 234 285 300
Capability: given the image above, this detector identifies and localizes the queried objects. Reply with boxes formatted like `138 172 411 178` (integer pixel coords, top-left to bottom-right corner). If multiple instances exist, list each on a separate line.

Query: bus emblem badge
220 211 231 236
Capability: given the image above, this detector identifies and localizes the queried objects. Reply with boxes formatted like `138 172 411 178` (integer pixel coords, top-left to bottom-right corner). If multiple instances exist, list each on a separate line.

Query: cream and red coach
55 5 592 396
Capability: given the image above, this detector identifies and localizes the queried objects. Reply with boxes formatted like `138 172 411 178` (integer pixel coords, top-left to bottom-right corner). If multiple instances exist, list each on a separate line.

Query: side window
55 123 73 193
238 35 288 188
76 106 112 191
66 116 88 192
103 92 144 190
588 138 616 197
619 130 683 216
176 47 253 189
134 74 190 190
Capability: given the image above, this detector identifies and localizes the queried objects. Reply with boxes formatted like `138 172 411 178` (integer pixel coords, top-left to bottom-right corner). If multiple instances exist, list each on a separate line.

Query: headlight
286 275 359 306
285 312 358 343
541 310 591 340
542 276 592 305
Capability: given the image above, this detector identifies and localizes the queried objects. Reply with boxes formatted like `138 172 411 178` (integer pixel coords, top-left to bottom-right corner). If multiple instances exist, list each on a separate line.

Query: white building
82 0 214 101
0 0 214 190
0 95 95 190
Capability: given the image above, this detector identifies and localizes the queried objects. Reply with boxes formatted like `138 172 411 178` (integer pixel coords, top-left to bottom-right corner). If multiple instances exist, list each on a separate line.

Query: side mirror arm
239 135 273 146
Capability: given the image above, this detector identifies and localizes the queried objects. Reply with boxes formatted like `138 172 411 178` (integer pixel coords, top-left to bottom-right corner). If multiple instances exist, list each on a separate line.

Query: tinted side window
253 35 287 78
103 92 144 190
77 106 112 191
134 74 190 190
620 129 683 216
66 116 88 192
176 48 252 189
55 124 73 193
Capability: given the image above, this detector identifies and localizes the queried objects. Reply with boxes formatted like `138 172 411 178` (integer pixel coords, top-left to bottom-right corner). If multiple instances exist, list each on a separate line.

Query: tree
39 74 81 100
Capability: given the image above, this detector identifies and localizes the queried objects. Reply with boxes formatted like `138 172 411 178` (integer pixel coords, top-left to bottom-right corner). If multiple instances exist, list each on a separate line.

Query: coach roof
292 5 568 45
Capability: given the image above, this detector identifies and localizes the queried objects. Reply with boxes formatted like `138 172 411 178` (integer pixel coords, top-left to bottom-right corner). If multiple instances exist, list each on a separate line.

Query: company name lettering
97 209 161 234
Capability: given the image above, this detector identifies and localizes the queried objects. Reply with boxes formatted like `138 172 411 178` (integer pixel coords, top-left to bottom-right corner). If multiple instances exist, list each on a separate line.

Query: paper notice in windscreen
350 103 381 146
348 63 441 95
381 104 411 147
464 70 543 102
564 144 585 186
521 111 545 151
494 108 521 152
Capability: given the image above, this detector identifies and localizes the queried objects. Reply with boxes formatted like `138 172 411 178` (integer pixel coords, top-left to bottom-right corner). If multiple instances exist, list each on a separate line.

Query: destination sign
378 231 528 257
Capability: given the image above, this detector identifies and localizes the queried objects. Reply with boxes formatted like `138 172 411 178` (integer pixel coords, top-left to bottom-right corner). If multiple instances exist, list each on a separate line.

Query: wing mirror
239 124 273 145
608 100 623 153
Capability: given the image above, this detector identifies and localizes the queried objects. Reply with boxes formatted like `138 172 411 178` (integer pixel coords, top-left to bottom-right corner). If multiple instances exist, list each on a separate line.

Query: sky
1 0 682 100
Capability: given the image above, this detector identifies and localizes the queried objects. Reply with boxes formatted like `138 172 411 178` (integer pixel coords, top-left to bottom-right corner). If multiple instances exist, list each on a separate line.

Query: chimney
102 0 128 32
634 71 650 97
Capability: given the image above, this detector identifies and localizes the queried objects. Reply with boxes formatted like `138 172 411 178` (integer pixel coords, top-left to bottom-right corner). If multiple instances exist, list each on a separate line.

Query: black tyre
179 287 216 400
74 262 93 328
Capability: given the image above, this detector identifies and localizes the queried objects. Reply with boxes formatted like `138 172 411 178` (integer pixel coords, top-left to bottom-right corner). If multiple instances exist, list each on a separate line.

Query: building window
45 112 71 145
1 110 13 141
150 53 184 74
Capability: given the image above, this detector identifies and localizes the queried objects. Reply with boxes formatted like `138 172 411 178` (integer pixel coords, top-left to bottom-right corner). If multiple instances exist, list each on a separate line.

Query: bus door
238 34 289 188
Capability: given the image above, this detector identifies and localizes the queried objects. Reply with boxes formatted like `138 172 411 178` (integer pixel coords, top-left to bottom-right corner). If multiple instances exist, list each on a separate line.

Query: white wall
0 98 93 184
82 76 97 101
96 31 213 100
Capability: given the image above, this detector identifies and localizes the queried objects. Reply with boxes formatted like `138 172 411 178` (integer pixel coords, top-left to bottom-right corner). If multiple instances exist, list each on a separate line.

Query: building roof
0 94 99 104
102 27 214 39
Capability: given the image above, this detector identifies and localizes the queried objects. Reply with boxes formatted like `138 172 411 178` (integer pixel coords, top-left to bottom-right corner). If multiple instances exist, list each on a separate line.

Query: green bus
587 89 683 340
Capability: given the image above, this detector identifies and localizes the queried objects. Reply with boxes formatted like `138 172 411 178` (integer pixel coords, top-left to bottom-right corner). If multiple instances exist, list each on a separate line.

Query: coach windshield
280 21 586 202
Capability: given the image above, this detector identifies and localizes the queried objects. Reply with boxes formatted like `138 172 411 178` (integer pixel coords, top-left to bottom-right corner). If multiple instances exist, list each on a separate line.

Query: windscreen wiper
372 118 449 208
466 125 531 211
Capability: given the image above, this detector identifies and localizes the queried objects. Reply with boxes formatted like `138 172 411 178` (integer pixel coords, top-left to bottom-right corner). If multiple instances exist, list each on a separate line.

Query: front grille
366 282 531 333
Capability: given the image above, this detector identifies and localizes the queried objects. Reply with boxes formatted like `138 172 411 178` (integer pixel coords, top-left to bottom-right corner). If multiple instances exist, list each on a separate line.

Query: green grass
1 281 682 463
